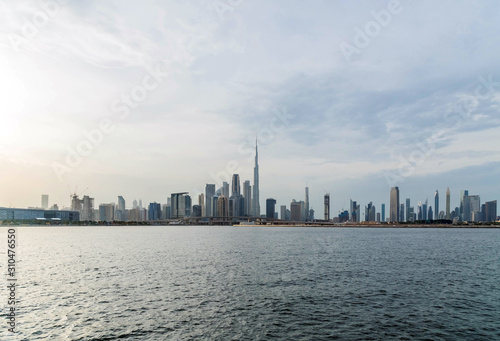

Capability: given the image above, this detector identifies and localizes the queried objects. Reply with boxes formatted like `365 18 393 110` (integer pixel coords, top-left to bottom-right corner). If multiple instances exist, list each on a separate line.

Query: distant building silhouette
434 190 439 220
252 139 260 217
266 198 276 219
324 194 330 221
390 187 399 222
484 200 497 222
446 187 451 219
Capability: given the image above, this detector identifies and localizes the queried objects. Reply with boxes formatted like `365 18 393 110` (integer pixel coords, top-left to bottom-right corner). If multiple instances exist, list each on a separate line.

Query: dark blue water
1 226 499 340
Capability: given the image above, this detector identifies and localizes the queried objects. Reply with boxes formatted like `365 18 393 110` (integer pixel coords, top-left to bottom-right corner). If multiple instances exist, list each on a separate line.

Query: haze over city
1 0 499 214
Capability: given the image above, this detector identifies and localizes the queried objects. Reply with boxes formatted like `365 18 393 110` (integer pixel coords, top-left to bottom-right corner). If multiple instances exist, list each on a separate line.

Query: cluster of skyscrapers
1 141 498 224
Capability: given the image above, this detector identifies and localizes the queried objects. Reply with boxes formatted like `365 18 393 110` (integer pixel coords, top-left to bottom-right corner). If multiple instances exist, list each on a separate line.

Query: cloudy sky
1 0 499 217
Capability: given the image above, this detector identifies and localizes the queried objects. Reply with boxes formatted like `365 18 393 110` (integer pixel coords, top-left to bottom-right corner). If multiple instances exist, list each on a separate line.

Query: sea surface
1 226 499 340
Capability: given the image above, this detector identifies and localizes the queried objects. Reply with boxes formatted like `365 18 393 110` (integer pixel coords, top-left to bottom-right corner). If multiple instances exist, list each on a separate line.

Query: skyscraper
305 186 309 221
205 184 215 217
350 199 357 222
171 192 191 218
198 193 205 217
484 200 497 222
81 195 94 221
266 198 276 219
390 187 399 222
280 205 287 220
434 190 439 220
459 190 469 218
217 195 228 217
252 139 260 217
231 174 241 196
291 200 301 221
118 196 125 211
446 187 450 219
116 195 126 221
381 203 385 222
222 182 229 198
324 194 330 221
41 194 49 209
99 204 115 222
405 198 410 222
243 180 252 216
148 202 161 220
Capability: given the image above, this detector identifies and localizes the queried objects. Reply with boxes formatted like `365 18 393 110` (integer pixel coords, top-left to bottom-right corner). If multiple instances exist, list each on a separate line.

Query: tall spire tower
252 138 260 217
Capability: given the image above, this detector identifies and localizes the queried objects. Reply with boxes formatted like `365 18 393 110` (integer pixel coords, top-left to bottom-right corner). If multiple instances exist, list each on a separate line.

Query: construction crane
67 185 89 209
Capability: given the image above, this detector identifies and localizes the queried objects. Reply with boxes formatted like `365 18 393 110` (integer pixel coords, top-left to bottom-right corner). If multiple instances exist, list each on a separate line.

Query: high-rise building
118 196 125 211
231 174 241 196
243 180 252 216
463 195 480 222
116 195 126 221
390 187 399 222
252 139 260 217
266 198 276 219
446 187 451 219
192 205 202 217
229 174 244 217
81 195 94 221
198 193 205 217
324 194 330 221
459 190 469 218
484 200 497 222
148 202 161 220
171 192 191 218
367 203 376 222
99 204 115 222
217 195 228 217
280 205 287 220
408 206 415 222
71 194 82 212
381 203 385 222
41 194 49 209
291 200 301 221
222 182 229 198
365 202 374 222
405 199 410 222
205 184 215 217
305 186 309 221
428 206 433 221
422 199 428 220
350 200 357 222
212 195 219 217
434 190 439 220
228 194 244 217
399 203 404 222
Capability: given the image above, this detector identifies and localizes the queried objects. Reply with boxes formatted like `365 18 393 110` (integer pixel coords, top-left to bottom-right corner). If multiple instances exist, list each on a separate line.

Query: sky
1 0 499 217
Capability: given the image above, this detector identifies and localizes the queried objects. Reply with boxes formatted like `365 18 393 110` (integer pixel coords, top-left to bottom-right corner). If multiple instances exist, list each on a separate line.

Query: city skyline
1 1 500 214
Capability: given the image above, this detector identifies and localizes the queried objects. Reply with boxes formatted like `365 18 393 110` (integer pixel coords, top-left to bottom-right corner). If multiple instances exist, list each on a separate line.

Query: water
1 226 499 340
